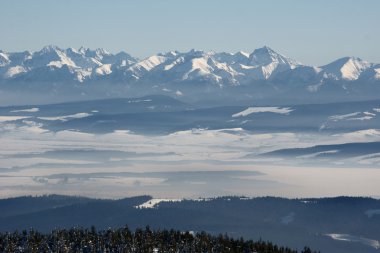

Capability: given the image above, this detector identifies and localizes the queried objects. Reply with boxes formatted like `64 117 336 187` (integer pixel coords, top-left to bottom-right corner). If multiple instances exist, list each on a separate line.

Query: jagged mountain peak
323 56 369 67
0 46 379 89
158 51 179 57
78 46 89 55
321 56 372 80
254 45 275 53
80 48 111 61
249 46 299 67
233 46 301 80
0 52 10 66
186 49 213 58
94 48 111 55
235 51 250 58
66 47 82 55
39 45 63 54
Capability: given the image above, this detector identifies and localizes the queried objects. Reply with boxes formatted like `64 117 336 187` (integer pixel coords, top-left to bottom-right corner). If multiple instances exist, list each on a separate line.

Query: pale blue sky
1 0 379 65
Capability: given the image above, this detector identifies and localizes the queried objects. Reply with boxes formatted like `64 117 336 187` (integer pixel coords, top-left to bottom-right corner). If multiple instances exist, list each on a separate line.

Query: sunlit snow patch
0 116 30 122
329 112 360 121
95 64 112 75
329 112 374 121
325 234 380 249
10 108 39 113
38 113 91 121
135 198 182 209
300 200 317 204
134 55 167 71
4 65 28 78
232 107 293 117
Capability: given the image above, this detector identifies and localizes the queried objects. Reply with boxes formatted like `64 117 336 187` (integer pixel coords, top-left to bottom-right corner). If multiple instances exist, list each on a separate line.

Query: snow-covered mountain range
0 45 379 105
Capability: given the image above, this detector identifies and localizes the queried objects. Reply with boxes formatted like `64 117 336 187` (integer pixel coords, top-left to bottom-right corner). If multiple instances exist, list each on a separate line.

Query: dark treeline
0 226 317 253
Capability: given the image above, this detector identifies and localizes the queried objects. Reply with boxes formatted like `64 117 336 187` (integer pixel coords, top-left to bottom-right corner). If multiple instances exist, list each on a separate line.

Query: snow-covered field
232 107 293 117
136 198 182 209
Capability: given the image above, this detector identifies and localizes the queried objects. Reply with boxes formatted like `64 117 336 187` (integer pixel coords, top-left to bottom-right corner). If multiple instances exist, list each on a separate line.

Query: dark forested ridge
0 226 317 253
0 195 379 253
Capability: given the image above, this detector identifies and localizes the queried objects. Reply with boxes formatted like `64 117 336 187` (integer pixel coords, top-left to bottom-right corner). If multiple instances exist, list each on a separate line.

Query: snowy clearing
0 116 30 122
136 198 182 209
38 113 91 121
10 108 39 113
232 107 293 117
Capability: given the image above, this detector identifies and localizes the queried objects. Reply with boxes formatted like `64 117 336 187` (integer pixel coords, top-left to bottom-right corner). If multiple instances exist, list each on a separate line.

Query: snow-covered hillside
0 45 379 105
321 57 373 80
2 45 379 84
0 45 137 82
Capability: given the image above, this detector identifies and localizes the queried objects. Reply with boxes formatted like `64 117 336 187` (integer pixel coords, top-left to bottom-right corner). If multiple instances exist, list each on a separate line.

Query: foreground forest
0 226 317 253
0 196 379 253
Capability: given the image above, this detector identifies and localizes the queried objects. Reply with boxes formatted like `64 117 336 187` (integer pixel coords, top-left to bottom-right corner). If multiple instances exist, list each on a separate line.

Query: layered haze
0 95 379 199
